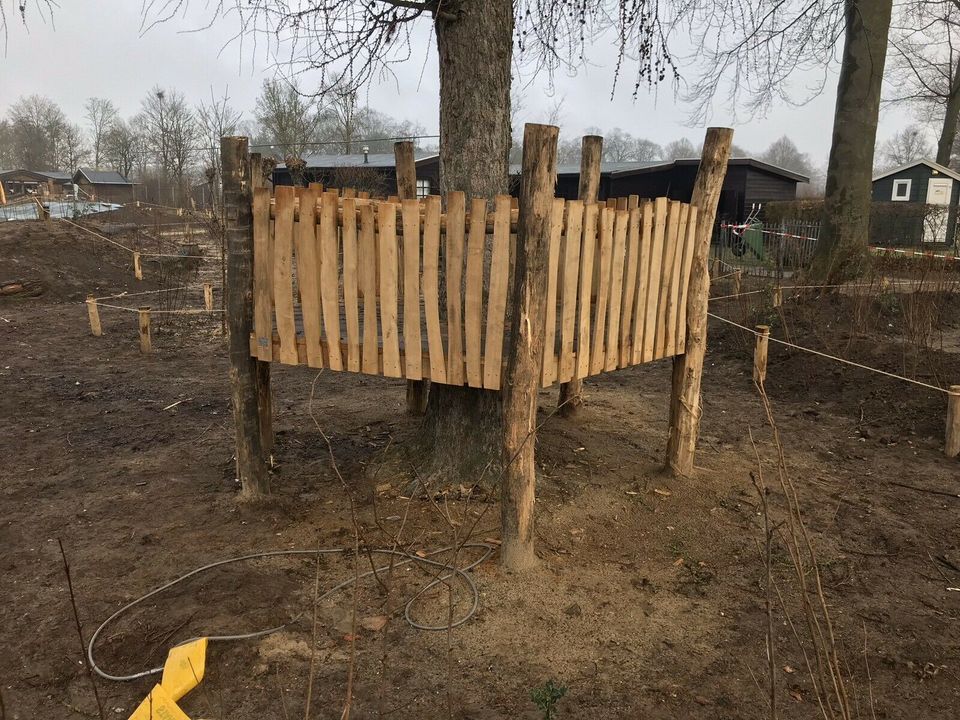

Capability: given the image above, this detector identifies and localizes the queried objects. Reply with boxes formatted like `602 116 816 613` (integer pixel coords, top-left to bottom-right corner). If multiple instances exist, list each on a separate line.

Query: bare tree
197 86 243 204
761 136 813 175
320 75 364 153
664 137 697 160
7 94 68 169
84 98 119 169
0 0 53 52
56 123 89 170
876 124 933 169
140 87 200 205
102 119 143 178
254 78 322 160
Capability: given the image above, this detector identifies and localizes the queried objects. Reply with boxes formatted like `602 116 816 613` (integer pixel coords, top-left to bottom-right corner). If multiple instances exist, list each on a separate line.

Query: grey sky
1 2 917 168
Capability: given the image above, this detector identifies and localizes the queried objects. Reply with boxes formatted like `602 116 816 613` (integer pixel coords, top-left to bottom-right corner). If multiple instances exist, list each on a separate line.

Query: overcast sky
1 2 917 169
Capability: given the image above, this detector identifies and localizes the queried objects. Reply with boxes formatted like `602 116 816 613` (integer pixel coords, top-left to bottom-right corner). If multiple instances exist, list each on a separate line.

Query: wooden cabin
72 169 136 204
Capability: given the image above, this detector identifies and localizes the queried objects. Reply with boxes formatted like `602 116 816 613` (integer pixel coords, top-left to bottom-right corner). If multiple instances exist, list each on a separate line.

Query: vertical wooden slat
273 186 298 364
445 192 466 385
401 199 423 380
589 207 615 375
541 197 565 386
342 198 361 371
483 195 512 390
359 203 380 374
604 209 629 372
558 201 583 383
663 203 689 358
296 188 324 367
358 191 370 200
308 182 324 194
575 204 598 379
464 197 486 388
641 197 668 363
343 187 356 199
378 201 402 377
422 195 446 384
616 197 628 212
628 195 639 210
319 191 343 370
632 201 654 365
619 206 641 367
655 201 683 359
252 187 273 360
675 205 699 354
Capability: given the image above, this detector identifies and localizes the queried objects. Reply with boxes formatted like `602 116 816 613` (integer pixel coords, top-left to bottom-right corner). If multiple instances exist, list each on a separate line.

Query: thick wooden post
666 128 734 477
223 137 269 496
395 140 430 415
946 386 960 458
0 179 6 205
558 135 603 417
733 269 742 296
86 295 102 337
772 286 782 308
133 251 143 280
501 123 558 571
250 154 274 457
753 325 770 385
203 283 214 311
138 307 152 353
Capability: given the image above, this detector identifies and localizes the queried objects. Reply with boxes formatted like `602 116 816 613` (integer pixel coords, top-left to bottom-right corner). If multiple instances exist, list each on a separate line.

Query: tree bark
936 54 960 167
418 0 513 488
557 135 603 417
810 0 893 283
501 123 558 571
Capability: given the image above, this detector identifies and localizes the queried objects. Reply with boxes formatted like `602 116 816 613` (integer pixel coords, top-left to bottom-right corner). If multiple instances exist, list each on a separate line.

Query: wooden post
665 128 734 477
85 295 102 337
733 268 742 296
223 137 269 496
133 251 143 280
0 179 6 205
501 123 558 572
395 140 430 415
138 307 152 353
250 153 274 457
203 283 214 311
946 386 960 458
753 325 770 385
558 134 603 417
772 286 782 308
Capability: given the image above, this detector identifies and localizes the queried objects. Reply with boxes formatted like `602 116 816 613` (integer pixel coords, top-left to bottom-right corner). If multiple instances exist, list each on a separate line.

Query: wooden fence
249 185 698 390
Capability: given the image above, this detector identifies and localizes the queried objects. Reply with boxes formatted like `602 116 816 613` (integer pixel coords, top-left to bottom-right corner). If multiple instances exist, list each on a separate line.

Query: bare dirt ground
1 218 959 719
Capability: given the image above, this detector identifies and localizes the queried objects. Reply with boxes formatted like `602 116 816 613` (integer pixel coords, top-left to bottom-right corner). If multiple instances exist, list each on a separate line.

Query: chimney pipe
362 146 369 164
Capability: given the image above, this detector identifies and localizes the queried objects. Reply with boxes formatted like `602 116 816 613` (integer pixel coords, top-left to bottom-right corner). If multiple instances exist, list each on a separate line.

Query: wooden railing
249 185 698 389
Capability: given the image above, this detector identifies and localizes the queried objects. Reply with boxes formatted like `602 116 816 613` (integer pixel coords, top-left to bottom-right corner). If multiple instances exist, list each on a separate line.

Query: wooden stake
223 137 269 496
753 325 770 385
138 306 152 353
86 295 102 336
501 123 558 572
395 140 429 415
733 269 742 296
133 251 143 280
946 385 960 458
665 127 734 477
203 283 214 311
558 134 602 417
772 286 782 308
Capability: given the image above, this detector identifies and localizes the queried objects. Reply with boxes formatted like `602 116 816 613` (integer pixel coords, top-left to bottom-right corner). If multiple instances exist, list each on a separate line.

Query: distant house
0 169 73 199
73 168 136 204
872 159 960 244
272 150 441 197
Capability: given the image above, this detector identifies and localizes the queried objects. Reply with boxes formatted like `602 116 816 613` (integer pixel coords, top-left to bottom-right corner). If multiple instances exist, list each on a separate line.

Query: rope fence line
90 302 224 315
94 285 208 301
60 217 135 253
59 218 215 266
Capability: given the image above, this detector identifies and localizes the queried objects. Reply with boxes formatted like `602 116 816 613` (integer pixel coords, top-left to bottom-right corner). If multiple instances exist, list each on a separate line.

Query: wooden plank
589 207 614 375
296 188 324 367
343 187 356 199
618 206 641 367
616 197 628 212
378 201 402 377
628 195 639 210
641 198 667 363
319 191 343 370
272 185 299 364
445 192 466 385
401 199 422 380
604 209 629 372
575 204 598 379
464 197 486 388
675 205 699 354
663 203 689 357
252 187 273 360
541 197 565 386
483 195 512 390
422 195 446 384
342 198 361 371
358 191 370 200
359 203 380 374
558 201 583 383
631 201 654 365
308 182 324 194
655 201 682 359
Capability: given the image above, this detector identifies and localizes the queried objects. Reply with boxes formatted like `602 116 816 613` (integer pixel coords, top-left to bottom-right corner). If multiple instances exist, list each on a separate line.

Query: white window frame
416 178 431 199
891 178 911 201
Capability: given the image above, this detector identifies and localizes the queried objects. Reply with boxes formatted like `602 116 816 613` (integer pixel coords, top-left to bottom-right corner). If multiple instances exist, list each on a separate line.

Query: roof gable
74 168 132 185
872 159 960 183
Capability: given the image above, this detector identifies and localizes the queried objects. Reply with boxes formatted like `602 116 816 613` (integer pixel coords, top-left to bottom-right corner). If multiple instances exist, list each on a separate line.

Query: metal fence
711 221 820 279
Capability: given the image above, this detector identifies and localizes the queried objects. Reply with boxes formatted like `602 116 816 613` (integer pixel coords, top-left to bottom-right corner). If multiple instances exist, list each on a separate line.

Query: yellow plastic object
128 683 191 720
160 638 208 701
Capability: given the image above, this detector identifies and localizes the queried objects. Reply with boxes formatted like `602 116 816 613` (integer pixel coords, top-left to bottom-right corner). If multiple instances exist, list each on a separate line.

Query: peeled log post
558 135 602 417
666 128 734 477
753 325 770 385
133 251 143 281
223 137 269 496
395 140 430 416
203 283 214 312
946 386 960 458
138 307 152 353
86 295 102 337
501 123 558 571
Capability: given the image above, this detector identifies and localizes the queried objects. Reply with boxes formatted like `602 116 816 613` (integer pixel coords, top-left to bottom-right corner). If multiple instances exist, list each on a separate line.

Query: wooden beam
665 128 733 477
501 123 558 572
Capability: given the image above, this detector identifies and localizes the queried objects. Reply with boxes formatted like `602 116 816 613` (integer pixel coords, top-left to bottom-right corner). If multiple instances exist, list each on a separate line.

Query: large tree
7 94 68 169
84 97 119 169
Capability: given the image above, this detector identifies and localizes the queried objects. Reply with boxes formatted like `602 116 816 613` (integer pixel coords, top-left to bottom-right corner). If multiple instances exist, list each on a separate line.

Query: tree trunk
809 0 893 283
937 55 960 167
418 0 513 488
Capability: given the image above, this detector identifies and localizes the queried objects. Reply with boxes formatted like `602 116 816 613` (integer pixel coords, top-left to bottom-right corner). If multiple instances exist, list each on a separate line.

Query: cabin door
924 178 953 243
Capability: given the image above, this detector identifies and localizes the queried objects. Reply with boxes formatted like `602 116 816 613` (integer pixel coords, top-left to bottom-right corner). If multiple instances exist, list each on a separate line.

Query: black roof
276 152 439 170
74 168 133 185
507 157 809 184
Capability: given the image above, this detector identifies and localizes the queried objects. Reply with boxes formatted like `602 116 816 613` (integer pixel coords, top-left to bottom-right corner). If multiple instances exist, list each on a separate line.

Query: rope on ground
59 218 135 253
707 311 952 395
